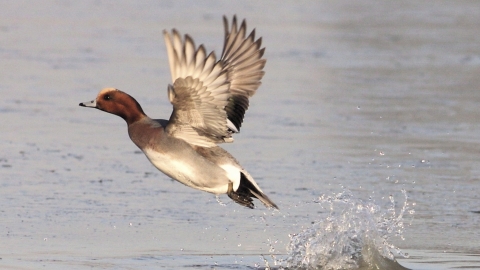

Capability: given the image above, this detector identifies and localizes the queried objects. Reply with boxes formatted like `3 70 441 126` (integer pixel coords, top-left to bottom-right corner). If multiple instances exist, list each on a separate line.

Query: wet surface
1 0 480 269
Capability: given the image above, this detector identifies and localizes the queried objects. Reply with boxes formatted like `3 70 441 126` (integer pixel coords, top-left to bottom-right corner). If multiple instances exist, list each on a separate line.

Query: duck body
129 117 235 194
80 16 277 209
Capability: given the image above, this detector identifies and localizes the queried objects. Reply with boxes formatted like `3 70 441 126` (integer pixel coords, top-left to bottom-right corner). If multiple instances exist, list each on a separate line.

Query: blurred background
1 1 479 269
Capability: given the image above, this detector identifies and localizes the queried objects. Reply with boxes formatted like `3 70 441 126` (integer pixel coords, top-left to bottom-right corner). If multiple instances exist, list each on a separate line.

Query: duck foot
227 181 254 209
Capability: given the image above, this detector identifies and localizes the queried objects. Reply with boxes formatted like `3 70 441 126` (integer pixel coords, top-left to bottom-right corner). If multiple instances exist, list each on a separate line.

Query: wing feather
163 16 266 147
220 16 266 131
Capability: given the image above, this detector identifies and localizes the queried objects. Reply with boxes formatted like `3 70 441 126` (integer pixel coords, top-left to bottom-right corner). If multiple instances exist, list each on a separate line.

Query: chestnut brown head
79 88 146 124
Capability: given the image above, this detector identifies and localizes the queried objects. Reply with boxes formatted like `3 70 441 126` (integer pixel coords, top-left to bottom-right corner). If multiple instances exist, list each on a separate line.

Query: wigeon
79 16 277 209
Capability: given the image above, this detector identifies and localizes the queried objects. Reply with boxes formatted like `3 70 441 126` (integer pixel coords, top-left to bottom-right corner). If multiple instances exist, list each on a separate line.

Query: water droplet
286 191 409 268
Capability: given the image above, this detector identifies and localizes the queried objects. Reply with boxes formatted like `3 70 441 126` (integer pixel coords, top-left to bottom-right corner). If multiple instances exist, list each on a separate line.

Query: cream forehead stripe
98 87 118 97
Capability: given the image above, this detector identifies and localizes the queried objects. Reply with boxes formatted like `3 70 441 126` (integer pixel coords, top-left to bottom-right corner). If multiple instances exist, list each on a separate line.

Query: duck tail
228 172 278 209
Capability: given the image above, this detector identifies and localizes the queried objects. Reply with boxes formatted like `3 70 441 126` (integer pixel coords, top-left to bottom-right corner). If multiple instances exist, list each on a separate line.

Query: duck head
79 88 146 124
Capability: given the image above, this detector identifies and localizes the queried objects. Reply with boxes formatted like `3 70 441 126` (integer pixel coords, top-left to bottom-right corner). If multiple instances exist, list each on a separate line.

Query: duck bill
79 100 97 108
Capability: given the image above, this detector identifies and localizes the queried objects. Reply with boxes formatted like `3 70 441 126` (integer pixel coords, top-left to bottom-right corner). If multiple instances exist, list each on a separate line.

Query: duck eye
104 94 112 101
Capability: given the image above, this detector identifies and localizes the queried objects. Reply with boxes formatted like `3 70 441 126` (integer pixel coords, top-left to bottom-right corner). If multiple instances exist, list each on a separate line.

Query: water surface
1 1 480 269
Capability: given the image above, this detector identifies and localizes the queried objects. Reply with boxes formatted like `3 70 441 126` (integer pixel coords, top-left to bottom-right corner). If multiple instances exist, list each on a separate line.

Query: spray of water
283 190 411 270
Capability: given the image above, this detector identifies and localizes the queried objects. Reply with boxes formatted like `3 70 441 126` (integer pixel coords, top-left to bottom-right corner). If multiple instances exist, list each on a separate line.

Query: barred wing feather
163 16 266 147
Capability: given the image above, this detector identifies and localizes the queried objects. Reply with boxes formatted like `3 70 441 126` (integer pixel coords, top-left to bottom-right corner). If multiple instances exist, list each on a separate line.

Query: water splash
284 190 411 270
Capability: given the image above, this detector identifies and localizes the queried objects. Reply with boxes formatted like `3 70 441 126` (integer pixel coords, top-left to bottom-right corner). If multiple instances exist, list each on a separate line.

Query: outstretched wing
163 16 266 147
220 16 266 132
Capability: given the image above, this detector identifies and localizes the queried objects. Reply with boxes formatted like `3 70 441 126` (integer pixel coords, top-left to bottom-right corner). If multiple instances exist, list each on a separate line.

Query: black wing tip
223 15 249 33
239 18 247 32
184 34 195 47
258 47 266 59
206 51 217 62
196 44 207 56
223 16 229 37
248 28 256 41
232 15 238 29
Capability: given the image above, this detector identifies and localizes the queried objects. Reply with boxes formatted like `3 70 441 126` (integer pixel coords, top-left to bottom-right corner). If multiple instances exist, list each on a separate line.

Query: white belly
143 148 196 187
142 148 230 194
